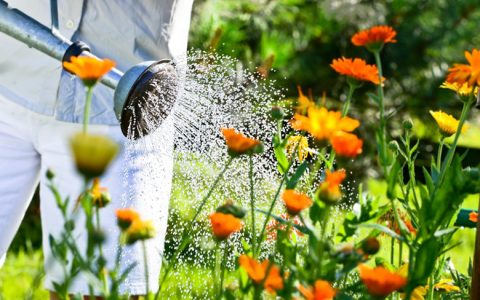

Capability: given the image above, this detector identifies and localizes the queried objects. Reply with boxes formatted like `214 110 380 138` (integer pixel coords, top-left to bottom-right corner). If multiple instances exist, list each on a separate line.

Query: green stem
95 207 108 296
249 155 257 255
436 137 445 169
156 158 233 297
83 86 94 134
143 241 151 299
218 244 228 300
373 50 389 175
437 97 473 186
342 82 357 117
317 206 330 277
257 155 296 248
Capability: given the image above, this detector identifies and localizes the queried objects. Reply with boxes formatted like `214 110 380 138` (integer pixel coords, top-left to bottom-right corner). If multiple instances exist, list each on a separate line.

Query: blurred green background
3 0 480 298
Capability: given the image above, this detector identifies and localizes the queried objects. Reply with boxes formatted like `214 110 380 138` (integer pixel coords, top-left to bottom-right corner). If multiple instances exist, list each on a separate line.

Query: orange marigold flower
291 107 360 141
209 212 243 240
116 208 140 231
63 56 115 87
221 128 262 156
331 57 384 85
331 131 363 158
351 25 397 50
298 280 336 300
239 255 284 294
470 212 478 223
296 86 316 114
282 189 313 215
317 169 346 204
446 49 480 87
359 264 407 297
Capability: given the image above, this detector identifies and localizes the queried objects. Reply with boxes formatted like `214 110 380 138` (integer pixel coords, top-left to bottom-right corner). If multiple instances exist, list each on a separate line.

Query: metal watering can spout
0 1 178 140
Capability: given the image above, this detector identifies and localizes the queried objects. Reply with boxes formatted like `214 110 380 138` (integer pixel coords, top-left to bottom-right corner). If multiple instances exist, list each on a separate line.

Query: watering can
0 1 178 139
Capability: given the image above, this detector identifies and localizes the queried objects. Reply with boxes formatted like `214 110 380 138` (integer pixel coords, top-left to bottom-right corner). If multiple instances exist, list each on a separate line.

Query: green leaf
367 92 380 105
387 159 401 199
355 223 404 241
411 238 441 285
286 161 308 189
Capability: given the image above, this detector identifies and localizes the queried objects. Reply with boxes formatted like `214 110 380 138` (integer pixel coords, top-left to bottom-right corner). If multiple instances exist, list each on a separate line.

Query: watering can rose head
63 56 115 87
70 133 119 179
221 128 263 157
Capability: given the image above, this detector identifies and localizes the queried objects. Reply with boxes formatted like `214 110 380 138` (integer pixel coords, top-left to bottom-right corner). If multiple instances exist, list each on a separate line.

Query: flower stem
258 152 296 249
83 86 94 134
342 82 357 117
218 244 228 299
373 50 389 175
249 155 257 255
156 158 233 297
437 96 473 186
142 241 151 300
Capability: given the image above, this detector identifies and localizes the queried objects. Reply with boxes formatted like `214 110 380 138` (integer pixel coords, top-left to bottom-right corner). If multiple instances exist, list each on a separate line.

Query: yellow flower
429 110 469 137
291 107 360 141
63 56 115 87
125 218 156 245
434 279 461 292
70 133 119 179
440 81 478 96
286 135 311 162
401 286 427 300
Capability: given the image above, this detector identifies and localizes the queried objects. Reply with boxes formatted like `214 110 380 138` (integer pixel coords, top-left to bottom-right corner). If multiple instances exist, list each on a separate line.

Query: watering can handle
50 0 59 32
0 1 122 89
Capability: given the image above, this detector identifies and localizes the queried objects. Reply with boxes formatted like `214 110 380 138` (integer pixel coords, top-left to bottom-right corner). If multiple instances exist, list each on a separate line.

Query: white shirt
0 0 193 124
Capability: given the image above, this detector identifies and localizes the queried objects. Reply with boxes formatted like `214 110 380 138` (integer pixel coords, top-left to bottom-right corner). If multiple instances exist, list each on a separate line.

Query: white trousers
0 96 174 295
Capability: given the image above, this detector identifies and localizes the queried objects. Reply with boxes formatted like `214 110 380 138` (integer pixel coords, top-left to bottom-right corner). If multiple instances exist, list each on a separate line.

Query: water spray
0 1 178 139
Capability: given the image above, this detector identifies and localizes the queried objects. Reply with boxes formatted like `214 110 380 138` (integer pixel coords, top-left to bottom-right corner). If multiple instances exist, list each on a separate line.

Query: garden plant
13 24 480 300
